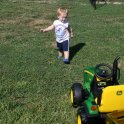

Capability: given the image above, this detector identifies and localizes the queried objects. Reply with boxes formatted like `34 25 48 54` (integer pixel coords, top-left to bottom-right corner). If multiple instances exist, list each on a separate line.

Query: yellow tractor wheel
77 114 82 124
70 89 74 104
77 107 88 124
70 83 84 107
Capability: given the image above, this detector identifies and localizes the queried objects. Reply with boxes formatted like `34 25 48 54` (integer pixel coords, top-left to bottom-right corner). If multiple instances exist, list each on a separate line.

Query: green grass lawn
0 0 124 123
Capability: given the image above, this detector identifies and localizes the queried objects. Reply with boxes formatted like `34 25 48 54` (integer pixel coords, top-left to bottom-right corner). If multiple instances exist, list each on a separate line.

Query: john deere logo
116 91 122 95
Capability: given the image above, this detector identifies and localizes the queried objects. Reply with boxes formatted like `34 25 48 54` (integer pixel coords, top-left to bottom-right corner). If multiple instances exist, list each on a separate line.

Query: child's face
58 13 67 22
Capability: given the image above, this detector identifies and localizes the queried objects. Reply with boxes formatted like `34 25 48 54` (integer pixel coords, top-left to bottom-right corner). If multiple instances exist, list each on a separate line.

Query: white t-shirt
53 20 70 43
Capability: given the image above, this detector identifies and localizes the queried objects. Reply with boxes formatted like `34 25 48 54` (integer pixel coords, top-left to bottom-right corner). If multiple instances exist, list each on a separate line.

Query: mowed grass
0 0 124 123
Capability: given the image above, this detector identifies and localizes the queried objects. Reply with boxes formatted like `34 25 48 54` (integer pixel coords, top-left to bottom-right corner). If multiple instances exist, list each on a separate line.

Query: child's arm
68 25 74 38
40 24 54 32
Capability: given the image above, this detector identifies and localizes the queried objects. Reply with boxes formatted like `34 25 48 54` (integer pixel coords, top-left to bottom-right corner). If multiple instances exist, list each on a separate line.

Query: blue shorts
57 40 69 52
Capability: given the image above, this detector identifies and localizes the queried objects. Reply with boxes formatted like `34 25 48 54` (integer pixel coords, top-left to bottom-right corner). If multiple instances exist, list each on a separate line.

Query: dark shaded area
90 0 97 9
97 117 106 124
70 43 85 61
89 0 107 10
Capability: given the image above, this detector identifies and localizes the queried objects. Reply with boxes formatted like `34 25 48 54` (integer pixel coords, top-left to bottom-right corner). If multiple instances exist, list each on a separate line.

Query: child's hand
70 32 74 38
39 25 54 32
40 29 45 32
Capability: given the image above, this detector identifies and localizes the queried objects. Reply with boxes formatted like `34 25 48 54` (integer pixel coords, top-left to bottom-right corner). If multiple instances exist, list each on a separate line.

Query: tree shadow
89 0 107 10
70 43 85 61
89 0 97 9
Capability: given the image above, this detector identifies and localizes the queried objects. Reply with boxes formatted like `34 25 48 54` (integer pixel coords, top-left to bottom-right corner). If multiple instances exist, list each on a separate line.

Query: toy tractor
70 57 124 124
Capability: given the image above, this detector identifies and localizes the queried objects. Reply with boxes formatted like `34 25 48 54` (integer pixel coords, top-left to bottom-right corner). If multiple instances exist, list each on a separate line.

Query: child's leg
56 42 63 58
63 40 69 59
63 51 70 64
63 40 70 63
63 51 69 59
58 51 63 57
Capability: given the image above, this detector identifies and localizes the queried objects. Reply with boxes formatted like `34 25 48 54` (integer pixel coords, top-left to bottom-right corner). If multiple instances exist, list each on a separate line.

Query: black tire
78 107 100 124
77 107 88 124
70 83 83 107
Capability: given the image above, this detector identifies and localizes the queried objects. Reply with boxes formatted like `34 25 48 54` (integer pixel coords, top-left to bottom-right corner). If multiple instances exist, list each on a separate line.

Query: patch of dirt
9 0 58 4
0 18 21 24
51 42 56 48
0 18 52 29
44 41 56 49
27 19 52 27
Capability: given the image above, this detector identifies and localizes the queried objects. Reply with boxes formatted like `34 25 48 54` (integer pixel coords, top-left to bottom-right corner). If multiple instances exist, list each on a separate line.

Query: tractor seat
95 85 124 113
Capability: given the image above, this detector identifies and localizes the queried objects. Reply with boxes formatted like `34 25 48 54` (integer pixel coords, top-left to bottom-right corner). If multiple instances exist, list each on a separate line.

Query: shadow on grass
70 43 85 61
89 0 107 10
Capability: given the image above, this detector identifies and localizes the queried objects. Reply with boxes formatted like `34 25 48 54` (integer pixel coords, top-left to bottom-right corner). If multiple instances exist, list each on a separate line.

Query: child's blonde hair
57 7 68 16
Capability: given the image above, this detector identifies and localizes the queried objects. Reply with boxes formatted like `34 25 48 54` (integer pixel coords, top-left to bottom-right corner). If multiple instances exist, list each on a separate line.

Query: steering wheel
94 63 113 80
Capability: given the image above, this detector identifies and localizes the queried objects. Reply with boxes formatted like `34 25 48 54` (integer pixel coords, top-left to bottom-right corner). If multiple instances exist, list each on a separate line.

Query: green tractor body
83 66 99 116
70 57 124 124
